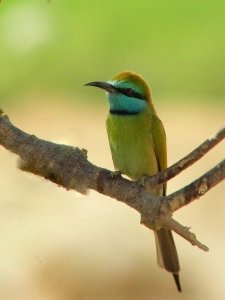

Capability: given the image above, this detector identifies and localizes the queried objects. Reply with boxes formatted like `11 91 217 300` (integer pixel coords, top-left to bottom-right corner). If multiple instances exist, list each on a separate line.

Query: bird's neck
108 93 148 115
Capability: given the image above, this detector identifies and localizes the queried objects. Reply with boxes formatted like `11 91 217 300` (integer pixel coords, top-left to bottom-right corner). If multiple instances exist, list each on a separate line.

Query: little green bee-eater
85 71 181 292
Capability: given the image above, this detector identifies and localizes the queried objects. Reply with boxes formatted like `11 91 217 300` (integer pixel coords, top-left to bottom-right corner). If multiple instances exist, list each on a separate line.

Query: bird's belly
111 140 152 180
106 115 158 181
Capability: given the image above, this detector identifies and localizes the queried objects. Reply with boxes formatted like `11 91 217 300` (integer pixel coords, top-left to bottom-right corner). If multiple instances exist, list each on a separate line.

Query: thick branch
0 111 224 250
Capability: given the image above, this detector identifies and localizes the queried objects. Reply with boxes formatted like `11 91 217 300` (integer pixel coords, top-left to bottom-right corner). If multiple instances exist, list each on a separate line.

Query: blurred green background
0 0 225 104
0 1 225 300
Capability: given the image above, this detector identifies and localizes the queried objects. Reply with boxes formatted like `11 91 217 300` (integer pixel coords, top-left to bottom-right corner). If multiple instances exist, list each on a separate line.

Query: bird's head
85 71 155 115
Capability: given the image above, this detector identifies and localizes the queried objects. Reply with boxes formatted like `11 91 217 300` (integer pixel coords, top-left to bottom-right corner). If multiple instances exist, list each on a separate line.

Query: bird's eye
119 87 145 100
125 88 133 96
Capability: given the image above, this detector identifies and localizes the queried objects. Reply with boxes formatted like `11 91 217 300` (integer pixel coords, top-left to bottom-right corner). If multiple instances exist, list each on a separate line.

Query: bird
85 71 181 292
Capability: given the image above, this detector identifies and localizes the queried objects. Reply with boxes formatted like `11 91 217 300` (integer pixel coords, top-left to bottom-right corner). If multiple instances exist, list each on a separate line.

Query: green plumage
106 107 166 195
85 71 181 292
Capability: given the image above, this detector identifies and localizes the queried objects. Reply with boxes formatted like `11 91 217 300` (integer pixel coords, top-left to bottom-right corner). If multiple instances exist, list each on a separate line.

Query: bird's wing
152 115 167 195
152 115 181 291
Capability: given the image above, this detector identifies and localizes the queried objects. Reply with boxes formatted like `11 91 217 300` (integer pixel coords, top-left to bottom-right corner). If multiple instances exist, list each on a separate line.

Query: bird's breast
106 110 158 180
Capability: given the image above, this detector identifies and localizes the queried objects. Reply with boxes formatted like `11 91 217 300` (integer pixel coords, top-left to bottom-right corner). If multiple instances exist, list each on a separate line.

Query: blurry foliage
0 0 224 104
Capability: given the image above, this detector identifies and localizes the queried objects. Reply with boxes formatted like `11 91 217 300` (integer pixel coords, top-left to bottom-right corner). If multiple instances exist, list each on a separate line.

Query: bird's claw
138 175 148 187
110 170 122 179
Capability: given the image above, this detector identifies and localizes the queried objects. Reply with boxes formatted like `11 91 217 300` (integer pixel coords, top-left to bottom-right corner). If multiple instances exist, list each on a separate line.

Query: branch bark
0 110 224 251
142 126 225 189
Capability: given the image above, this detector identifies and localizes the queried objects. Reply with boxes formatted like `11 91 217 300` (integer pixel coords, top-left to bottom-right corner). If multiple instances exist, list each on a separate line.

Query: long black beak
85 81 116 93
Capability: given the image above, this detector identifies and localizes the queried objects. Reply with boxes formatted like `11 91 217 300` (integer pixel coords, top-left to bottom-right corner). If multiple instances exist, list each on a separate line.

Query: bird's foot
138 175 148 187
110 170 122 179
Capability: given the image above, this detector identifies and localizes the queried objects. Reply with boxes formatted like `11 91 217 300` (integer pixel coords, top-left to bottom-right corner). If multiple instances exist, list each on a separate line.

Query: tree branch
0 110 224 251
167 159 225 212
142 126 225 189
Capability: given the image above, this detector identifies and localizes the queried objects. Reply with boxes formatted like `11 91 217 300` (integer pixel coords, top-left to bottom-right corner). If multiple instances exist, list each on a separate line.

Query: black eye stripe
117 87 145 100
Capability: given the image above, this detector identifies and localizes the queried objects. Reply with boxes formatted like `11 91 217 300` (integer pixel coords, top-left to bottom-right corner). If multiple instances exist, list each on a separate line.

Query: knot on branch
140 195 172 230
0 108 7 118
198 178 208 196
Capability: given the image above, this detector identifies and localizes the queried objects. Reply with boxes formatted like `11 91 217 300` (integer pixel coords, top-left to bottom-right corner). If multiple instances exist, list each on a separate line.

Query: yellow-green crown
112 71 152 103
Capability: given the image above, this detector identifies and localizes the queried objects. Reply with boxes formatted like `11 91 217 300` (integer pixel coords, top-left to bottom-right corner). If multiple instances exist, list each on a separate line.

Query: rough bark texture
0 111 224 251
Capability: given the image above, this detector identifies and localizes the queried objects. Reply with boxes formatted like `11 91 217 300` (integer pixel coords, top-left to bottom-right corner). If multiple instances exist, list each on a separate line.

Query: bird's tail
154 228 181 292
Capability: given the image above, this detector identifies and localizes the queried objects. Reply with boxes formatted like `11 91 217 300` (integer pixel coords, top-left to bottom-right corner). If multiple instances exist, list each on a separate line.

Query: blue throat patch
108 93 147 115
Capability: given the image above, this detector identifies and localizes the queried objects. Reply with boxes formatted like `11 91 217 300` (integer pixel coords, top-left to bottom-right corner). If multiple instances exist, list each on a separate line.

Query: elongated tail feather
154 229 181 292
